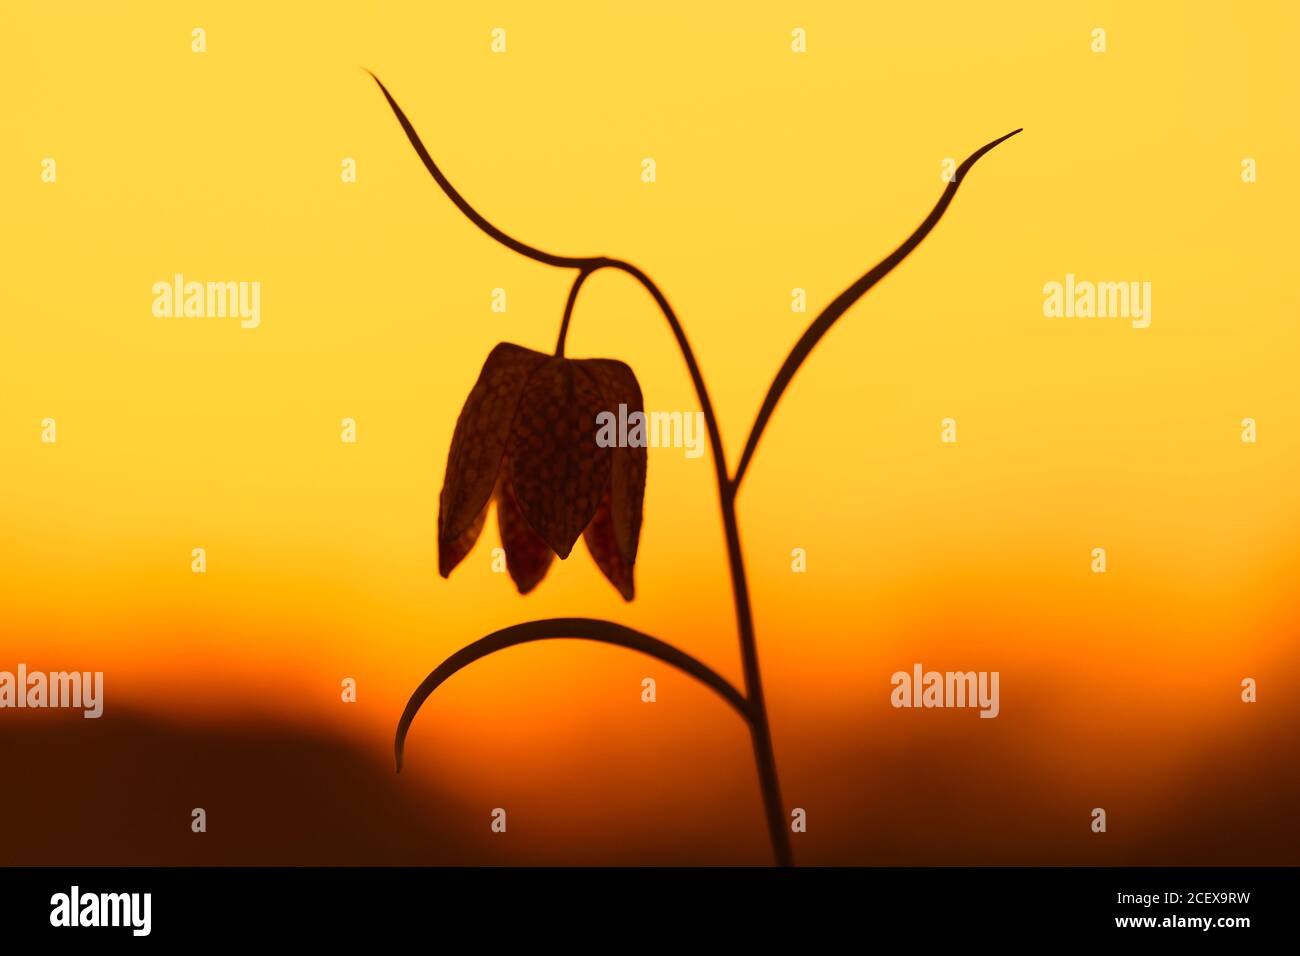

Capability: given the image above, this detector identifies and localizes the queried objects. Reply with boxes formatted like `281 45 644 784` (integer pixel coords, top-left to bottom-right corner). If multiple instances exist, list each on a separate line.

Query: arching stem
554 266 594 357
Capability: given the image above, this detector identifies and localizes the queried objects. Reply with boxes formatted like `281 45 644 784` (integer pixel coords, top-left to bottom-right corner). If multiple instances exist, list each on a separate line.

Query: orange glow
3 1 1298 864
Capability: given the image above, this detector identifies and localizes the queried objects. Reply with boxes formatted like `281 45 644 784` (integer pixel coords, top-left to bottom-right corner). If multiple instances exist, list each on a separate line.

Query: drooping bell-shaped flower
438 342 646 599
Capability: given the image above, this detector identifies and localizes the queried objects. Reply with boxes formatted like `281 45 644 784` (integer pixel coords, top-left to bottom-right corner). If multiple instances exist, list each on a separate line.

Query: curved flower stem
395 618 749 772
730 127 1023 490
554 265 594 357
366 74 735 516
579 257 793 866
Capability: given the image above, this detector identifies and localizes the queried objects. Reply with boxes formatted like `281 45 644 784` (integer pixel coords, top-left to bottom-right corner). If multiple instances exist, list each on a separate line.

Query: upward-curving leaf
395 617 750 771
731 128 1023 489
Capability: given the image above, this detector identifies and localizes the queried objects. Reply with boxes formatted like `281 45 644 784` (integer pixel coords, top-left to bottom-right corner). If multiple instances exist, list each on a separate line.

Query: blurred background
2 1 1297 864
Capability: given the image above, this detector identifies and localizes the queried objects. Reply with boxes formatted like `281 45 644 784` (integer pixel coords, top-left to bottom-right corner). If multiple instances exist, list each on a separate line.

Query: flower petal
579 358 647 571
497 482 554 594
583 495 634 600
438 342 548 574
437 496 489 577
507 359 610 558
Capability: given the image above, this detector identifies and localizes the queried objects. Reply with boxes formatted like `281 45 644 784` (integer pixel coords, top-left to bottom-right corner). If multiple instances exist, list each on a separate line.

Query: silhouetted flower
438 343 646 599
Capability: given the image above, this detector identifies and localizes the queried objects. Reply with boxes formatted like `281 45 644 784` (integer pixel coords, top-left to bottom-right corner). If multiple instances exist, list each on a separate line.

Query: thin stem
730 128 1023 490
593 258 793 865
555 266 594 357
